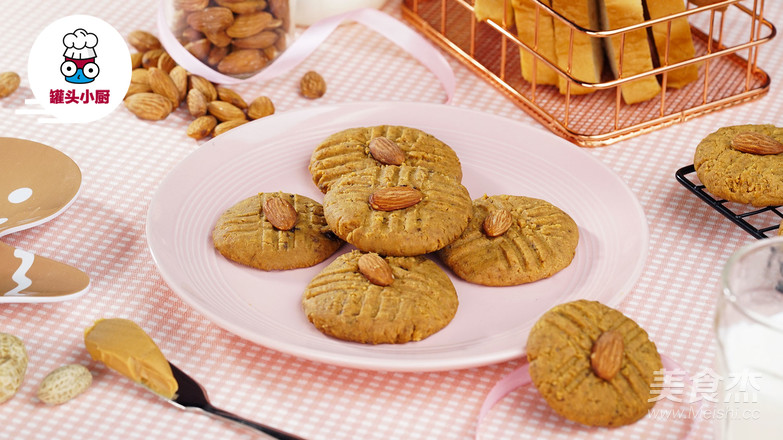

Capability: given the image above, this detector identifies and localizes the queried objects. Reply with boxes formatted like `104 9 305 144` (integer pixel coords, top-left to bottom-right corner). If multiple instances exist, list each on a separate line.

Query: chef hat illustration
63 29 98 59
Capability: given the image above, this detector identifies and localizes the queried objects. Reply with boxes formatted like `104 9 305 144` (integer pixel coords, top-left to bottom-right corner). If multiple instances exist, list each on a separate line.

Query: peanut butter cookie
526 300 663 427
438 195 578 286
323 165 472 256
694 124 783 206
212 192 343 270
309 125 463 193
302 250 458 344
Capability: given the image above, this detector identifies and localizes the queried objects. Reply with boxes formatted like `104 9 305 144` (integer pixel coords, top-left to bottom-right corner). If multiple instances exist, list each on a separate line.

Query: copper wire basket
401 0 776 147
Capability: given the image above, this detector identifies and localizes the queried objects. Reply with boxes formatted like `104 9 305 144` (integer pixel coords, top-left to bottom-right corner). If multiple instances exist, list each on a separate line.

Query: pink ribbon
476 354 702 439
156 3 455 103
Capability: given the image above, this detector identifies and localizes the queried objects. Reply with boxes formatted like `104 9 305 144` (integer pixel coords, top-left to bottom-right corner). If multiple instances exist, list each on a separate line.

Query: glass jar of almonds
161 0 295 78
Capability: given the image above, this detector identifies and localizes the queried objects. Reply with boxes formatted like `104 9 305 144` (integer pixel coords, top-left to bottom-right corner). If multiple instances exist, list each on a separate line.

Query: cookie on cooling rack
323 165 472 256
212 192 343 270
694 124 783 207
437 195 578 286
526 300 663 427
302 250 458 344
309 125 463 193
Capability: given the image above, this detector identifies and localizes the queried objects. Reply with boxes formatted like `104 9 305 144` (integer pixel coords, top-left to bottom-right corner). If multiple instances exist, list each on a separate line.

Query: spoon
0 137 89 302
168 362 306 440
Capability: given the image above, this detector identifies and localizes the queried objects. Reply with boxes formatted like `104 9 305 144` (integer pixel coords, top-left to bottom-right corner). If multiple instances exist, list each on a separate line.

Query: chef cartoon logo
61 29 100 84
26 15 130 123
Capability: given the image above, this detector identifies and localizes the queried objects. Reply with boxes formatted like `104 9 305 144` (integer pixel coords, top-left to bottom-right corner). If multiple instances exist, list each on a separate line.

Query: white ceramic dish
147 102 648 372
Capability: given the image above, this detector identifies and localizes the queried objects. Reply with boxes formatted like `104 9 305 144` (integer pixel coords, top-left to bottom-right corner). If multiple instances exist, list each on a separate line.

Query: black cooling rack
676 164 783 239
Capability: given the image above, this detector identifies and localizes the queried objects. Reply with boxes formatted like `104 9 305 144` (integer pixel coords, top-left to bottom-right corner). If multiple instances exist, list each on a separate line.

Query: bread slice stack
501 0 700 104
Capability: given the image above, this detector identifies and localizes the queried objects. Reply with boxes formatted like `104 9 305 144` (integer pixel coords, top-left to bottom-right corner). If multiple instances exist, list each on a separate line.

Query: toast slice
597 0 661 104
512 0 559 86
646 0 699 89
474 0 515 28
551 0 605 95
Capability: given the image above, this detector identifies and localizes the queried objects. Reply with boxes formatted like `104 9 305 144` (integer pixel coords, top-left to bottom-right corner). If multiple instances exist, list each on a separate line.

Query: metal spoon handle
200 403 306 440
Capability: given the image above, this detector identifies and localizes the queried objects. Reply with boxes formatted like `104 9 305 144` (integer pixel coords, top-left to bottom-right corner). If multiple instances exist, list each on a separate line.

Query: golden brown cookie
526 300 663 427
694 124 783 207
309 125 463 193
438 195 578 286
302 250 458 344
212 192 343 270
323 165 472 256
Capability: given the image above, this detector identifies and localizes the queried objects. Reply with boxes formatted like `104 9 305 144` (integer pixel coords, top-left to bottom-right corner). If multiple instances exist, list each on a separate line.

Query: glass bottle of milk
715 237 783 439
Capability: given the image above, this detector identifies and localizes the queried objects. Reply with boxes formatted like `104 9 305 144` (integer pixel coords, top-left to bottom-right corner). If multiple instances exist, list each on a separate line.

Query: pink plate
146 102 648 372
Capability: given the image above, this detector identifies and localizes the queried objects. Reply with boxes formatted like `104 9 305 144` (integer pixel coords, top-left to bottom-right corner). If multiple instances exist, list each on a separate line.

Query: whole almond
368 137 404 166
185 39 211 61
357 253 394 286
174 0 209 12
157 52 177 73
207 45 230 66
142 48 166 69
124 82 152 99
130 52 143 69
189 75 217 101
217 49 267 75
187 115 218 139
169 66 188 101
37 364 92 405
247 96 275 119
216 0 267 14
590 330 624 381
124 93 173 120
217 86 248 109
187 88 208 117
0 72 21 98
483 209 513 237
127 30 161 52
231 31 278 49
204 29 232 48
182 27 204 42
187 7 234 33
131 68 150 85
269 0 291 30
214 119 248 136
263 196 297 230
207 100 246 121
227 11 273 38
369 187 423 211
731 132 783 155
148 67 180 108
300 70 326 99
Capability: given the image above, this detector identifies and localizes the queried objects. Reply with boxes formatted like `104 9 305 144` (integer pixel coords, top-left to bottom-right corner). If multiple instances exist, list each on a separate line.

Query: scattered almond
37 364 92 405
189 75 217 101
217 86 247 109
300 70 326 99
483 209 513 237
590 330 624 381
157 52 177 73
217 49 267 75
147 67 180 108
130 52 143 69
142 48 166 69
369 187 423 211
368 137 404 166
131 68 150 85
0 72 21 99
187 115 218 139
127 30 161 52
247 96 275 120
263 196 297 230
187 88 208 117
124 93 174 120
731 131 783 155
214 118 248 136
124 83 152 99
207 100 246 121
357 253 394 286
169 66 188 101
